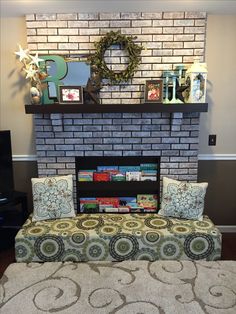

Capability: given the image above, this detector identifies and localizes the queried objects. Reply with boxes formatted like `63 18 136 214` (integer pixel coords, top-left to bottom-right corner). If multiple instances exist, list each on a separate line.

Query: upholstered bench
15 213 222 262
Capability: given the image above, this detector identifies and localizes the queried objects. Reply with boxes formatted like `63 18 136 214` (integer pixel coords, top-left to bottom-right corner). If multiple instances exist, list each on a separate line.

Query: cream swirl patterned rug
0 260 235 314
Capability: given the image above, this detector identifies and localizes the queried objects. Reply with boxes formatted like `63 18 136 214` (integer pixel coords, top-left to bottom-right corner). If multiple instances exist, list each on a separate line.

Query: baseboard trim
198 154 236 160
217 225 236 233
13 155 37 161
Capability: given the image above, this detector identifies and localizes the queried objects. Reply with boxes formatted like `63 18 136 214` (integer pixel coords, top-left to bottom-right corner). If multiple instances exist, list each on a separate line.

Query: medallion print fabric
159 177 208 220
15 213 221 263
31 175 75 221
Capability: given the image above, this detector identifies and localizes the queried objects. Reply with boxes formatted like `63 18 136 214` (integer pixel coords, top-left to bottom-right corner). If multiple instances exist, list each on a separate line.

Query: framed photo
145 80 163 103
58 85 83 104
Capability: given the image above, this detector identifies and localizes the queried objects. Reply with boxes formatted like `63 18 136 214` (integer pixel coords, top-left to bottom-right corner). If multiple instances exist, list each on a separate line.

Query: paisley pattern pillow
32 175 75 221
159 177 208 220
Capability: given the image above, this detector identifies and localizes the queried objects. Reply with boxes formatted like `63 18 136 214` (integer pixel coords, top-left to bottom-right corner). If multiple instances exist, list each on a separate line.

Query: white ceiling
1 0 236 17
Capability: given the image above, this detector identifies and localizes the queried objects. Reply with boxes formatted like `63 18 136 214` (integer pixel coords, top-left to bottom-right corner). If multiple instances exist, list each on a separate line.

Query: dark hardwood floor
221 233 236 260
0 233 236 278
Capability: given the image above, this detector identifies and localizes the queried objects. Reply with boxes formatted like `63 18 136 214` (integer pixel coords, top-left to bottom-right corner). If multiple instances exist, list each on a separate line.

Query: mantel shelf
25 103 208 114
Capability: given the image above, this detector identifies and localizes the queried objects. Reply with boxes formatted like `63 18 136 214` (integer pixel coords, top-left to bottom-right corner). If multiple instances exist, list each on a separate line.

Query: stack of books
140 163 157 181
79 195 158 213
78 163 158 182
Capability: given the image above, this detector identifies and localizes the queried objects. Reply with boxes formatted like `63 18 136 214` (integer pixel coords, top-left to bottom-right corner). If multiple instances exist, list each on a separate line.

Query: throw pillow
159 177 208 220
32 175 75 221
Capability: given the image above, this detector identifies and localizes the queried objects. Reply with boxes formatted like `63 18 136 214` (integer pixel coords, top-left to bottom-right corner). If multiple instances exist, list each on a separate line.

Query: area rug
0 260 235 314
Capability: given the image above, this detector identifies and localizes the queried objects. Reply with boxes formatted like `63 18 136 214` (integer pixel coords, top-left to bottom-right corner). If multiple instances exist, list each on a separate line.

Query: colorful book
80 198 96 200
119 197 137 206
78 170 94 181
141 170 157 175
80 199 99 213
93 172 110 181
119 166 141 173
103 207 119 213
82 203 99 213
140 175 157 181
118 207 130 213
97 166 119 171
97 197 120 208
130 207 144 213
126 171 141 181
140 163 158 170
111 173 126 181
78 176 93 182
144 208 158 213
137 194 158 209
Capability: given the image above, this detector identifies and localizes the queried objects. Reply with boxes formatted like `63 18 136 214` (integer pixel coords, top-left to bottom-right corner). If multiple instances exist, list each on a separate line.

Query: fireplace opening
75 156 160 214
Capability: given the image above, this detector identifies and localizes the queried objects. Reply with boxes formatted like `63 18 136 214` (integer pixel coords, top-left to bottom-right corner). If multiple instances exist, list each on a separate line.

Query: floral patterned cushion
32 175 75 221
159 177 208 220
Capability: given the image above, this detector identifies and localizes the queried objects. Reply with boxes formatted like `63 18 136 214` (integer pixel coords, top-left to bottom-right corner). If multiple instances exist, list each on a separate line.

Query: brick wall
34 111 200 202
26 12 207 205
26 11 207 104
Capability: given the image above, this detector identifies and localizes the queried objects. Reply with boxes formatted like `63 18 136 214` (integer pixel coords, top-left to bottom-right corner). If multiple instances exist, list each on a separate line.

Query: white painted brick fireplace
26 11 207 205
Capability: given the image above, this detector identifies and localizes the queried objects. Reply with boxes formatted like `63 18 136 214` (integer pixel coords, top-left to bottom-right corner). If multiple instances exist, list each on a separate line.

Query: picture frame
145 80 163 103
58 85 83 104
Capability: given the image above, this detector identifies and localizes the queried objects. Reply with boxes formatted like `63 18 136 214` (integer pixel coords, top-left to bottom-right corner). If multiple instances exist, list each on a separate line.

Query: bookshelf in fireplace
75 156 160 214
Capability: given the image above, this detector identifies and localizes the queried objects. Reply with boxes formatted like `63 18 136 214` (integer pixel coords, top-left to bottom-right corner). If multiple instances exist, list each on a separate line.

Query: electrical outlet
208 134 216 146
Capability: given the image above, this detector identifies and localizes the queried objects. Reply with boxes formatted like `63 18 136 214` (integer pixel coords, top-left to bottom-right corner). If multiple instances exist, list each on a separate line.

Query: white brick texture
26 11 207 196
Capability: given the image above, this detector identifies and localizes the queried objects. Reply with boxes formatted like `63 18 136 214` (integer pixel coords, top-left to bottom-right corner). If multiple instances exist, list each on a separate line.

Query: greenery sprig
88 31 143 84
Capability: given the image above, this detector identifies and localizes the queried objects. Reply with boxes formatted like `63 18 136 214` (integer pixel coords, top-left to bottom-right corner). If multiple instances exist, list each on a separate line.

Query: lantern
184 59 207 103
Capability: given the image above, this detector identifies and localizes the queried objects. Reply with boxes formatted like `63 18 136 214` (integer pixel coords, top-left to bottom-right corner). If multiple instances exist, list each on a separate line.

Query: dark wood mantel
25 103 208 114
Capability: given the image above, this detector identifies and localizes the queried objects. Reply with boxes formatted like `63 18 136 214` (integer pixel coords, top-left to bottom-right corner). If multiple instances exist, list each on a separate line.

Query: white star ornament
14 45 30 62
30 52 44 67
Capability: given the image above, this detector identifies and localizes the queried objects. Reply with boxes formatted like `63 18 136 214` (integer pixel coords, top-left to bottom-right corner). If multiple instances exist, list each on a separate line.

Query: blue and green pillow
159 177 208 220
32 175 75 221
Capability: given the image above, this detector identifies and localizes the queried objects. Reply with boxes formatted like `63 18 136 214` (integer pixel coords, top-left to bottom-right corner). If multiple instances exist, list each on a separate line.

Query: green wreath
88 31 143 84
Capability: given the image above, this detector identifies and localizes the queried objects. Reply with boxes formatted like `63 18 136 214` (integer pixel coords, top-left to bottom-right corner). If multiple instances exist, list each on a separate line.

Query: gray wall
198 160 236 225
199 15 236 155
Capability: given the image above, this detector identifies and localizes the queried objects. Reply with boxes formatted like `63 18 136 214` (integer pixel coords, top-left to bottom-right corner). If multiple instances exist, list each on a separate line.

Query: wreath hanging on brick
88 31 143 84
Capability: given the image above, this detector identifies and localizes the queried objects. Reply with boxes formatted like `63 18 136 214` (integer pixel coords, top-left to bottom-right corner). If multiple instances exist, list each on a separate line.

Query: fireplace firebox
76 156 160 213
